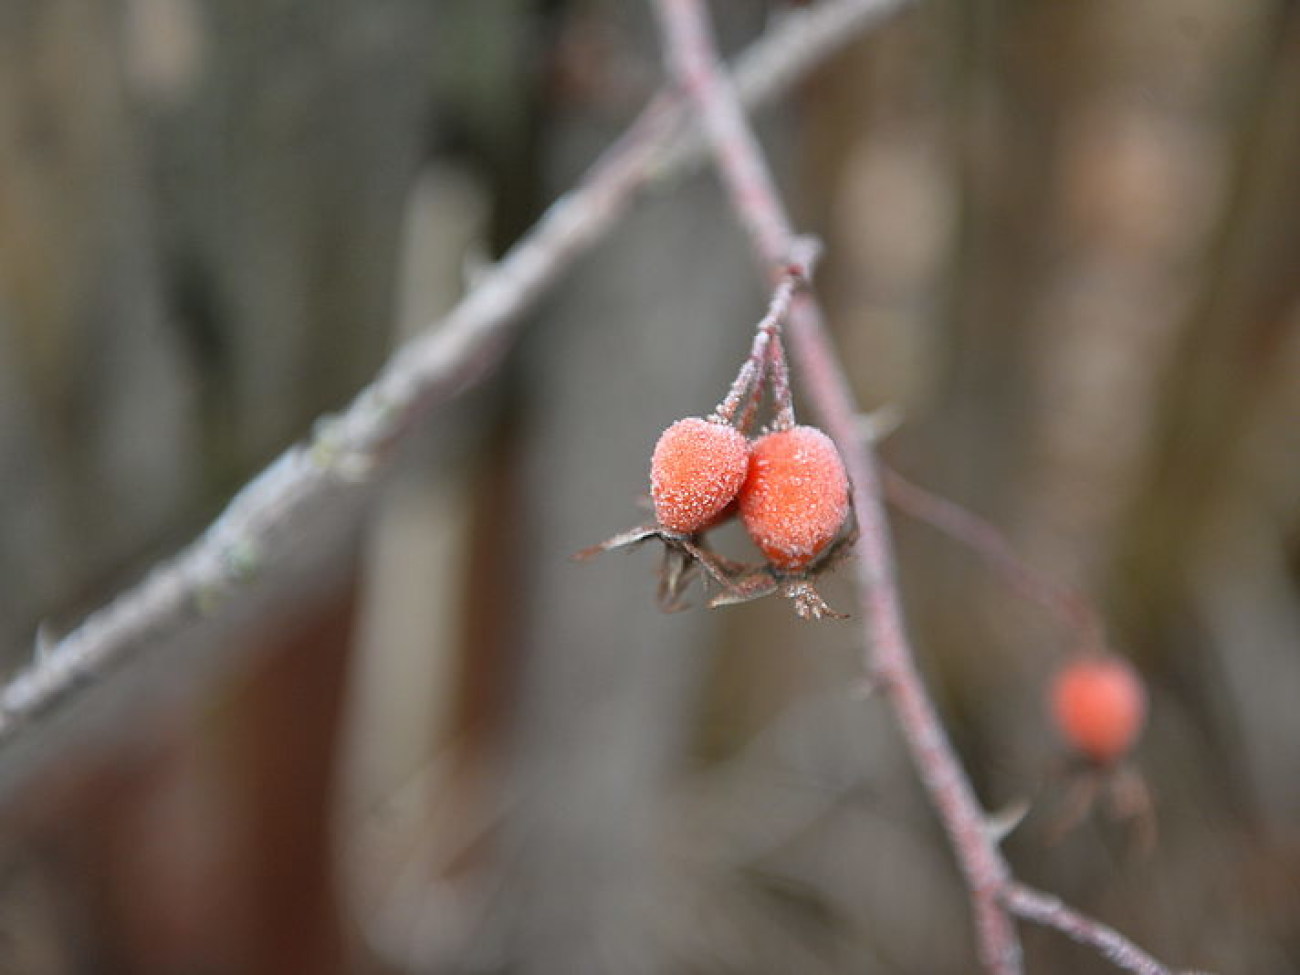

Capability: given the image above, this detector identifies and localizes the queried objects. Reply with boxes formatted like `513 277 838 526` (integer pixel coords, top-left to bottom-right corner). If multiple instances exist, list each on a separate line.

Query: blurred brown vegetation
0 0 1297 972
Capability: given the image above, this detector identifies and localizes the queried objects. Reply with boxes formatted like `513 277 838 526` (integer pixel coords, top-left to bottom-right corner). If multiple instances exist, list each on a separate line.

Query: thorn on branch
985 799 1031 846
856 403 905 444
33 623 56 664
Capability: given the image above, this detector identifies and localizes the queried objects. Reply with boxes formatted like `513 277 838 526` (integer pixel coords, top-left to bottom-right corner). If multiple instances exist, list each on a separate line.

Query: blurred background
0 0 1297 972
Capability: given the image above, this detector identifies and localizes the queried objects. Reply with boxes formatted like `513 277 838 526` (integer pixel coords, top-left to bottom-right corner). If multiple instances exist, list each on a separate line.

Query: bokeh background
0 0 1297 972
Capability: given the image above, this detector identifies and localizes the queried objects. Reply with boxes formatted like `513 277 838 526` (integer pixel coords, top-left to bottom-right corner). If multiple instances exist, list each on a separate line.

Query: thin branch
1003 883 1212 975
650 1 1020 972
710 235 818 428
881 467 1108 651
0 0 910 755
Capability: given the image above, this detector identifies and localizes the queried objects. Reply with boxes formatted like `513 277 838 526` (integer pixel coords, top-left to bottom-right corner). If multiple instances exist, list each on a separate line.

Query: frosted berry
650 418 750 534
1050 656 1147 765
739 425 850 570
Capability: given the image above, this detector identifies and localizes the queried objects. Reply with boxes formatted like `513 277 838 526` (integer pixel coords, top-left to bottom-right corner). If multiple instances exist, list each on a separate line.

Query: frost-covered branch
0 0 910 758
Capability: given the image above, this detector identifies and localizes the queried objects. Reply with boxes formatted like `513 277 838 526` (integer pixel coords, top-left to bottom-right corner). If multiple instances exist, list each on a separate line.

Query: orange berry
650 417 750 534
1050 656 1147 765
739 425 850 570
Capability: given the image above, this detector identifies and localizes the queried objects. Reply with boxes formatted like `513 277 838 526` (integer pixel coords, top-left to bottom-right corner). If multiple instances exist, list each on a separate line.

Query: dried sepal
576 522 755 612
705 532 855 621
572 525 662 561
782 579 846 621
707 567 780 608
1046 760 1157 855
656 545 697 612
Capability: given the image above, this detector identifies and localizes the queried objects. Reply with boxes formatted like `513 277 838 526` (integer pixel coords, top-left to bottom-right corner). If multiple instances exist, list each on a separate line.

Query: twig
881 467 1108 651
0 0 911 755
650 1 1021 971
1002 883 1210 975
710 235 817 428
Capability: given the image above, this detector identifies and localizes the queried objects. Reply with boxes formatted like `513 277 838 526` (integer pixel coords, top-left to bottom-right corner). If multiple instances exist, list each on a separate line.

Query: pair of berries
649 416 850 571
580 254 850 617
578 412 852 619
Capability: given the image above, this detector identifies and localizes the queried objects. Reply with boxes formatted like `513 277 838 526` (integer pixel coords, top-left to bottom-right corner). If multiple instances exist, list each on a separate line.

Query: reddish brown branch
881 467 1107 650
652 4 1203 975
651 1 1020 971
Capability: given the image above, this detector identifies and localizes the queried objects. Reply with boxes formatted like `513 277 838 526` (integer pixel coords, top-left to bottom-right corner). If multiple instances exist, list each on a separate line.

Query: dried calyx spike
573 411 754 611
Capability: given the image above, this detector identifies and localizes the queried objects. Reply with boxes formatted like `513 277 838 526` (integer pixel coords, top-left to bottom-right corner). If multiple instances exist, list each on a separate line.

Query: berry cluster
579 266 853 619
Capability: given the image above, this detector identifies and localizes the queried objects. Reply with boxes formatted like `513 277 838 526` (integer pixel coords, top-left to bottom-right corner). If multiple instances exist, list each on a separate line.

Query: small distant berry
650 417 750 534
1050 656 1147 765
739 425 850 570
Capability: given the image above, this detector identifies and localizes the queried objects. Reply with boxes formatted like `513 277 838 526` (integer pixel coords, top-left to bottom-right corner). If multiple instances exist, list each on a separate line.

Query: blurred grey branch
881 466 1108 649
0 0 910 761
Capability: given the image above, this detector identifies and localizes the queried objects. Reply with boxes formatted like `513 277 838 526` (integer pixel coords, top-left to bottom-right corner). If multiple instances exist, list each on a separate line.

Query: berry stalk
710 238 818 429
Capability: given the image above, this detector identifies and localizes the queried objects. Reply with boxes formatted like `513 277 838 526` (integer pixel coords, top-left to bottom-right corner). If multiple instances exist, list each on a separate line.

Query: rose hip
739 425 849 570
1050 655 1147 765
650 417 750 534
